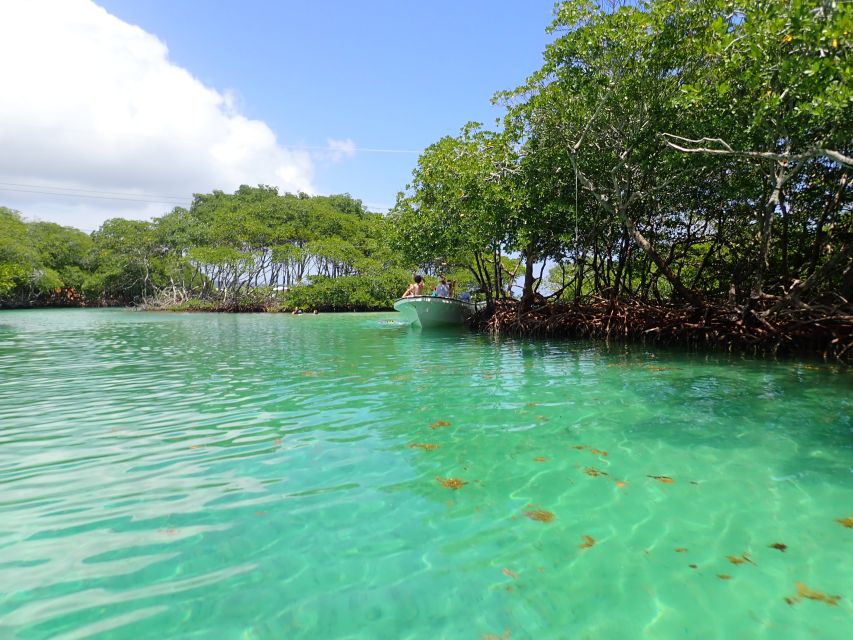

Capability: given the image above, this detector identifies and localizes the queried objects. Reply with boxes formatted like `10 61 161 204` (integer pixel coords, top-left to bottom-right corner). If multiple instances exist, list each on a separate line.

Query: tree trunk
519 241 536 312
575 255 586 303
611 229 630 300
808 169 850 276
619 204 702 307
570 154 702 307
753 162 792 297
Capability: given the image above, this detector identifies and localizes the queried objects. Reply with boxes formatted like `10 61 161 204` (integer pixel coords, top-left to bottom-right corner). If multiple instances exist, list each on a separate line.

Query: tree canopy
0 189 411 311
392 0 852 313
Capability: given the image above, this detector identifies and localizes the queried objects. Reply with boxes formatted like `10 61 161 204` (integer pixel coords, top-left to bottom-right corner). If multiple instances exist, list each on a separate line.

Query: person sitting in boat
402 274 425 298
434 277 450 298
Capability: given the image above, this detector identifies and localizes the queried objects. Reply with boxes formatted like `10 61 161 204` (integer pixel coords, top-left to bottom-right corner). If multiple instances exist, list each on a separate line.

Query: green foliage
1 208 86 301
676 0 851 152
283 270 410 311
397 0 851 307
2 188 414 310
0 263 27 297
390 125 522 299
27 222 93 277
0 208 34 296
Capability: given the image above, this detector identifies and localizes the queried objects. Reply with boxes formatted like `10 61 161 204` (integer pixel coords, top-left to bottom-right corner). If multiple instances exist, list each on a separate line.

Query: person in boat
434 277 450 298
402 274 426 298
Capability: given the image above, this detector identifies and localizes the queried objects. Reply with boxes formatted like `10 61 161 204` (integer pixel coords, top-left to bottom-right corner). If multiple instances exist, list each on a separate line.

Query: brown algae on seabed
785 582 842 607
524 509 555 523
727 553 756 566
436 477 467 490
579 535 596 549
573 444 608 457
430 420 451 429
408 443 440 451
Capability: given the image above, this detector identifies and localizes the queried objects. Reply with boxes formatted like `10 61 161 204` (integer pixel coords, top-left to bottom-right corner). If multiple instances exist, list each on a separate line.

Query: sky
0 0 556 231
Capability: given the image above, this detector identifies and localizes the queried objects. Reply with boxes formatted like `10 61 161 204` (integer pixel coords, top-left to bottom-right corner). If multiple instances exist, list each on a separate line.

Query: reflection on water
0 309 851 639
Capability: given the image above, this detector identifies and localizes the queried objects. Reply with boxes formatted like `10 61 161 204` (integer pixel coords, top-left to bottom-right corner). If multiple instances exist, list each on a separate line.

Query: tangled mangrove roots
471 299 853 362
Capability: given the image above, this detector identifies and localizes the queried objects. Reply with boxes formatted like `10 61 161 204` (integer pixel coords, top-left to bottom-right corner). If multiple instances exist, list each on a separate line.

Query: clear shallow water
0 309 850 640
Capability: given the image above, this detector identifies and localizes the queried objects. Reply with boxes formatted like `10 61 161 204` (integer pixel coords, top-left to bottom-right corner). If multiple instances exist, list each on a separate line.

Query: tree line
0 189 411 311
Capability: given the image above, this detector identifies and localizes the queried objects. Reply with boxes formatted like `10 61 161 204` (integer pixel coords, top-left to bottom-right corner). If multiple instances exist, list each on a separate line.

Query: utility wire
0 182 391 212
0 186 188 206
284 145 419 154
0 181 189 201
5 126 422 155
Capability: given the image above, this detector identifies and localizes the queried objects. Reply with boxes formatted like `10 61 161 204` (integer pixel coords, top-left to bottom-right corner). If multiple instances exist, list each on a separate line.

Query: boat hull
393 296 479 328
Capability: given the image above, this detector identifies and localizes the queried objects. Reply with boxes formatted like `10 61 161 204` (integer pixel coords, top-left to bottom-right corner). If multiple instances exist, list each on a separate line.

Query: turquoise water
0 309 850 639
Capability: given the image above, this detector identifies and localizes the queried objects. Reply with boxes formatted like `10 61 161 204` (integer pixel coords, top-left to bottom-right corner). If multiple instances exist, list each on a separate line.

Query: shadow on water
373 325 853 493
567 346 852 488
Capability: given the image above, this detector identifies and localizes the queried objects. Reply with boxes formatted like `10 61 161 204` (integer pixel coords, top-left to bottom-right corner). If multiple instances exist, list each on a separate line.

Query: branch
768 242 853 314
823 149 853 168
660 134 853 167
569 70 624 152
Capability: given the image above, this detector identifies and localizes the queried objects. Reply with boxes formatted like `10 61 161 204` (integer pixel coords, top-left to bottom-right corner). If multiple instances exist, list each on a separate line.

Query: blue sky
97 0 557 209
0 1 556 229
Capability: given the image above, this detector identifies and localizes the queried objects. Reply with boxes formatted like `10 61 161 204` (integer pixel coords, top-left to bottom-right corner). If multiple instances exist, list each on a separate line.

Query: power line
0 181 397 211
6 125 423 155
0 186 188 206
0 181 189 201
362 202 392 212
284 145 420 154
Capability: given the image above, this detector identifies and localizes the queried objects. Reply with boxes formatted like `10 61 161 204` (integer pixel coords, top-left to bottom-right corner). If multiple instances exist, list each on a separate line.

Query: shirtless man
402 274 426 297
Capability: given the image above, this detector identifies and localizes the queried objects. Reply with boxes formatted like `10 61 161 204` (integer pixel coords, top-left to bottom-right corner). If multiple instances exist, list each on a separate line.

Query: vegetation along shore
2 0 851 360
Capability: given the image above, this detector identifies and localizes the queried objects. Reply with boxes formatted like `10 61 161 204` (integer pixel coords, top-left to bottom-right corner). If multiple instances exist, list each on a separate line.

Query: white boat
393 296 481 328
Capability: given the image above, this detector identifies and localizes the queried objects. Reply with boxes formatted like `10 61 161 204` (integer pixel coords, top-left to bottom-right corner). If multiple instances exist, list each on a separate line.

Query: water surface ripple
0 310 851 639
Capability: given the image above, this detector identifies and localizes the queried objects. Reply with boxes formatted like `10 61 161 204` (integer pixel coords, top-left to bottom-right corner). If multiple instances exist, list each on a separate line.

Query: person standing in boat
434 277 450 298
402 274 426 298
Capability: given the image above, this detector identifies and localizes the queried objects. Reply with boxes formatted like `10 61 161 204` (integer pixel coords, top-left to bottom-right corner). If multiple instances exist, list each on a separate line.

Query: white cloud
0 0 317 229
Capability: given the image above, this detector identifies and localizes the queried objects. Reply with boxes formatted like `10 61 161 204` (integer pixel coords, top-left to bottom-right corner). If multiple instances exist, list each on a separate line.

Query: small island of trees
391 0 851 360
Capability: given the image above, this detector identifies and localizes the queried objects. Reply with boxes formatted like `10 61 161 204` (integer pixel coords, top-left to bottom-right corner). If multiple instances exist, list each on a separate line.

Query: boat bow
393 296 480 328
